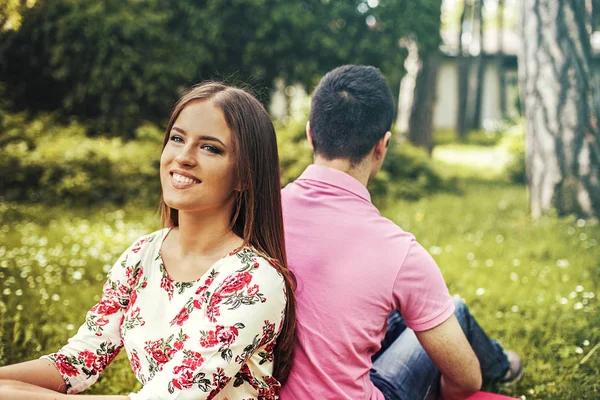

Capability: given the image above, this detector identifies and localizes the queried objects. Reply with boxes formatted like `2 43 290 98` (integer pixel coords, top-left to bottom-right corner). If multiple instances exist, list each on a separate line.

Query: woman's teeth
173 173 199 184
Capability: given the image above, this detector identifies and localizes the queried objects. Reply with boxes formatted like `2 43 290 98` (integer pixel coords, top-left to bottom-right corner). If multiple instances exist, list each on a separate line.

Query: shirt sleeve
392 239 455 332
129 261 287 400
40 246 135 394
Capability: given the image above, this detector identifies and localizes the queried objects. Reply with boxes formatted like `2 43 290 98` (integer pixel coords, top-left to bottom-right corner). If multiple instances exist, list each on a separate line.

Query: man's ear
374 131 392 159
306 121 315 150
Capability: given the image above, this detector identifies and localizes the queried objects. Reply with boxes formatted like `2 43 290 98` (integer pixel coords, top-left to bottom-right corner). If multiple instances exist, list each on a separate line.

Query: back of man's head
309 65 395 165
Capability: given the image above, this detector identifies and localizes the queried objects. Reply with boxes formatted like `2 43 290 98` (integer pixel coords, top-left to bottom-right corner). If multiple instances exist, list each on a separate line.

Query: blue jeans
370 298 510 400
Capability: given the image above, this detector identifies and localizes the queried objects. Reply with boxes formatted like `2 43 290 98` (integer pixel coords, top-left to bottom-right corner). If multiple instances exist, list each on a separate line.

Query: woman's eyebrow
198 135 226 147
171 126 227 147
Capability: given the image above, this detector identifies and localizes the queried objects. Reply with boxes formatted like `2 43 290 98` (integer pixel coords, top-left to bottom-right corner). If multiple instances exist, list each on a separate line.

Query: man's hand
415 314 482 400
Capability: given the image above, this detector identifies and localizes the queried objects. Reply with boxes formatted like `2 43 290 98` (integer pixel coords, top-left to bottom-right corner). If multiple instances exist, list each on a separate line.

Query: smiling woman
0 83 297 400
160 100 239 223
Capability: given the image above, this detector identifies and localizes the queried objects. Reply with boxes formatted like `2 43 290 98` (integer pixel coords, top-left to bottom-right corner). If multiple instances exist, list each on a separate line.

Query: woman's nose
174 145 197 167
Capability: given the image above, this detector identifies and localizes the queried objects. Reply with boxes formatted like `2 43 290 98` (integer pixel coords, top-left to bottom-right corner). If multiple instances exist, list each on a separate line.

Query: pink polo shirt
280 165 455 400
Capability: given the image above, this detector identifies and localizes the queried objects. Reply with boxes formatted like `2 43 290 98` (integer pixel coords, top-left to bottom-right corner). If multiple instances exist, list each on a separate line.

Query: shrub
498 122 526 184
0 114 163 206
275 118 312 187
1 107 453 207
369 141 458 207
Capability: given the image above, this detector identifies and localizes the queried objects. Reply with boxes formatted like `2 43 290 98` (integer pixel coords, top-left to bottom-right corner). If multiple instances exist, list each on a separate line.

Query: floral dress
42 228 287 400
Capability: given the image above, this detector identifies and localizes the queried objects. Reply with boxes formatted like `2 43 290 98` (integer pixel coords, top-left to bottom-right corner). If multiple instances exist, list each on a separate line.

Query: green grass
434 128 504 147
0 203 160 394
1 146 599 398
382 180 599 399
432 144 513 181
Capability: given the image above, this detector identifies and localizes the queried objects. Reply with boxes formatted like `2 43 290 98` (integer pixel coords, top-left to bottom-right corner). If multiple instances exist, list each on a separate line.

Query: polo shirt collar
297 164 372 203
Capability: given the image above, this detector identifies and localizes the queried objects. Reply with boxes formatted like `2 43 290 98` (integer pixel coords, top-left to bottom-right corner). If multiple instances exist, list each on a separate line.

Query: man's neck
313 156 371 187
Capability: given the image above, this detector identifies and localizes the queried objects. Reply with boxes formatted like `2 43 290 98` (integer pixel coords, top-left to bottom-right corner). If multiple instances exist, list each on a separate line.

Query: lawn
0 146 599 399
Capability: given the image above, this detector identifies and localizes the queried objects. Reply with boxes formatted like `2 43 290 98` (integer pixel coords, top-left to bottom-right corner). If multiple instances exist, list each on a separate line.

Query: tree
405 0 443 154
469 0 485 130
497 0 507 118
518 0 600 219
0 0 36 31
0 0 445 135
456 0 472 140
407 53 439 154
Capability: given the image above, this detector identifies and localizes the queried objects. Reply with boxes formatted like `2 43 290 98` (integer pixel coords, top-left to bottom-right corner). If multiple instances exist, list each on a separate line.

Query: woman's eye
170 135 184 143
202 144 222 154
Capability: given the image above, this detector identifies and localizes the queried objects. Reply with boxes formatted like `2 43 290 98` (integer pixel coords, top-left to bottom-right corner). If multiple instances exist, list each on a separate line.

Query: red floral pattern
130 350 142 375
43 231 285 399
207 367 232 399
54 354 80 377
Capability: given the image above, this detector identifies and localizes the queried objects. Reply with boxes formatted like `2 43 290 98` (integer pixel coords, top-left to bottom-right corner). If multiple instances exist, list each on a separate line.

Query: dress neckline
158 227 246 285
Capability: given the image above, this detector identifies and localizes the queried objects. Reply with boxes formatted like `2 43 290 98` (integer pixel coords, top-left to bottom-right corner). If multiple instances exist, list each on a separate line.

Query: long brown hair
159 82 296 384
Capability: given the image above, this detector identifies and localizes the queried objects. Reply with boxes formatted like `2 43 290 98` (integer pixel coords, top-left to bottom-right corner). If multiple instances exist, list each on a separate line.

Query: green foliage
0 108 450 207
276 121 313 188
0 114 162 205
498 122 526 184
0 0 201 135
434 127 504 147
0 0 443 134
432 121 526 184
369 141 458 206
0 0 33 31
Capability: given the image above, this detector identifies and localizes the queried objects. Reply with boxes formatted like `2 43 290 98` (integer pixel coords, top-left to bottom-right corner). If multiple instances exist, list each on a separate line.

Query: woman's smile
170 171 201 189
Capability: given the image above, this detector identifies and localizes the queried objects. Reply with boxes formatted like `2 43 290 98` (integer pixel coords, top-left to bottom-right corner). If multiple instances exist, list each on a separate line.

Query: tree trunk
519 0 600 219
498 0 507 118
396 39 420 134
470 0 485 130
408 52 439 154
456 0 471 140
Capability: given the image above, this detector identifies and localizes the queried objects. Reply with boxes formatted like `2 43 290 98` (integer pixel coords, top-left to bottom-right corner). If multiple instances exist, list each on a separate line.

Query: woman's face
160 100 238 216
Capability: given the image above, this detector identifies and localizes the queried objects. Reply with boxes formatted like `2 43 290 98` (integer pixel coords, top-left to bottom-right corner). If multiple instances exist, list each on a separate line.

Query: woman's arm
0 379 128 400
0 359 66 393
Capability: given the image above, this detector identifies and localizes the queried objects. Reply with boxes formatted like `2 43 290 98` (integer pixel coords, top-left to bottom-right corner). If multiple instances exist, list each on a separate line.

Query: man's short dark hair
309 65 395 164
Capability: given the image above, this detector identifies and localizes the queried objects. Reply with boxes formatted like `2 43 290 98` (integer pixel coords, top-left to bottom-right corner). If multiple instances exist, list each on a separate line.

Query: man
280 65 522 400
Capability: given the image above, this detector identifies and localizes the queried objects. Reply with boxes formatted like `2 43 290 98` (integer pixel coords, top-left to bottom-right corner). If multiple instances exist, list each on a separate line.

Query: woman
0 83 296 399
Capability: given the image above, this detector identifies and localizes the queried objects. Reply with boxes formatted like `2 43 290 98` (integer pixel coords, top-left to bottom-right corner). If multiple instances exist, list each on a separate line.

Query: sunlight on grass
432 144 513 181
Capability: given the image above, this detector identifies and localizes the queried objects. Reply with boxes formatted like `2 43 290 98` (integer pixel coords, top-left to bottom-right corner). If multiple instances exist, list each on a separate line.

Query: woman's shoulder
216 246 286 290
127 228 170 255
233 246 283 273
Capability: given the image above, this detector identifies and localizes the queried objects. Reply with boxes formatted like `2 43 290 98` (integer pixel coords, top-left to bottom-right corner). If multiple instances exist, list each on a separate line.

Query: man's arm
415 315 482 400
